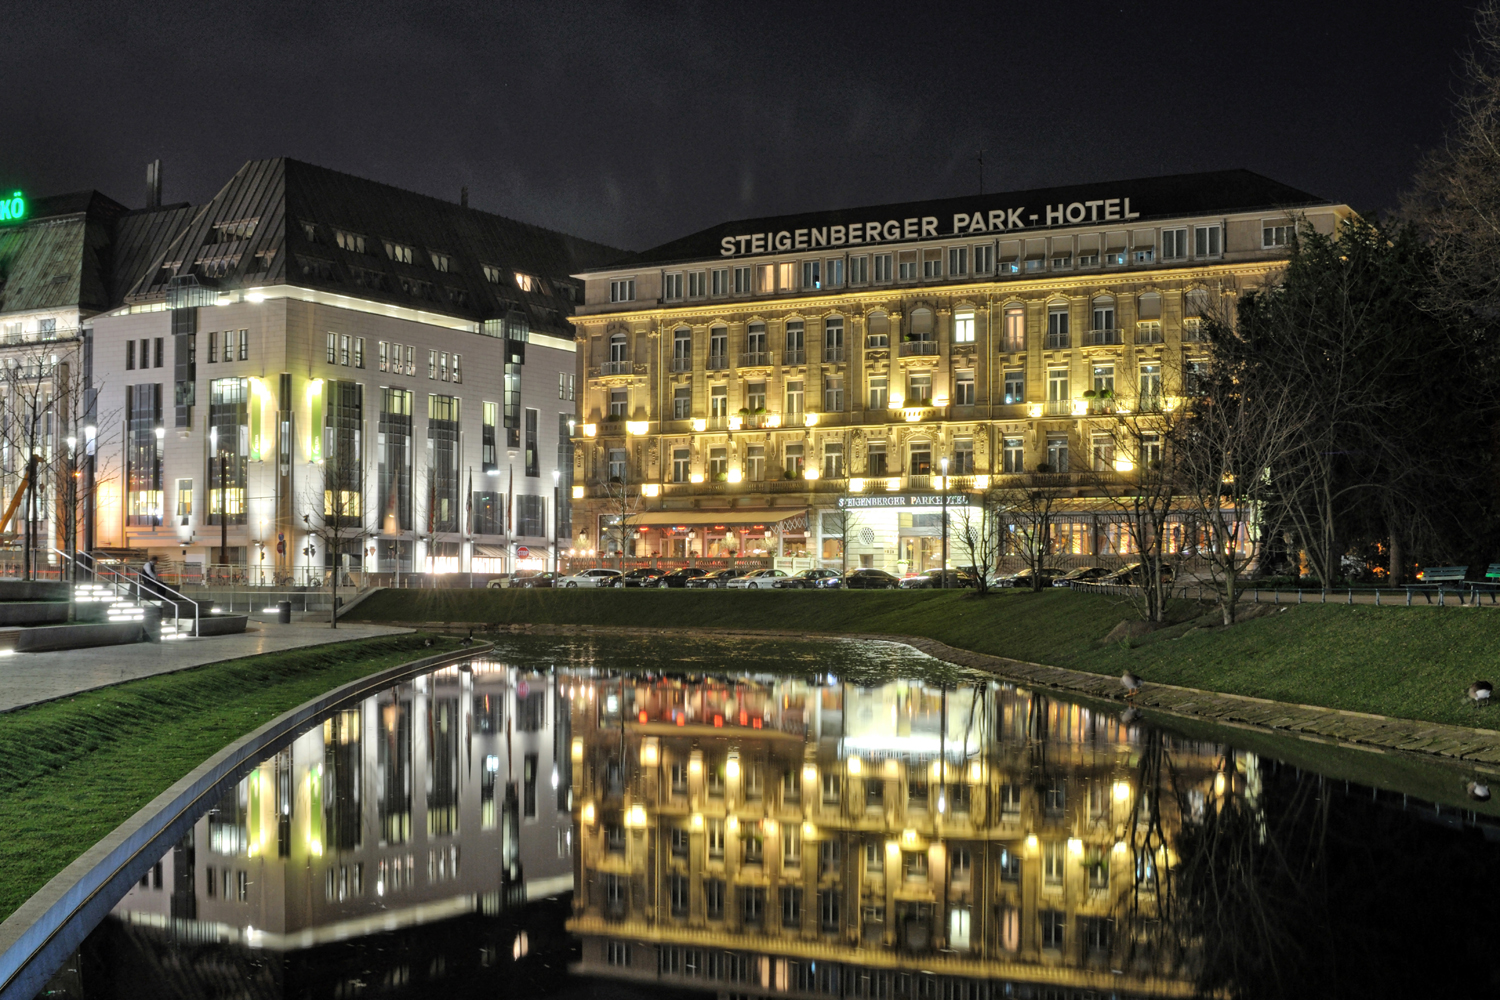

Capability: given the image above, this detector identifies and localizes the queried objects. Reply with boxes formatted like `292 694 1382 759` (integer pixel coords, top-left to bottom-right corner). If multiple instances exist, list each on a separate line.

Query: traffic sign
516 545 530 559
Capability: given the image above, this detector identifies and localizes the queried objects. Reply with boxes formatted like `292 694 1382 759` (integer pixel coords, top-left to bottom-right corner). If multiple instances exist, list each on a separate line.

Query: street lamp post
551 468 561 574
210 426 228 577
64 434 77 585
940 456 949 589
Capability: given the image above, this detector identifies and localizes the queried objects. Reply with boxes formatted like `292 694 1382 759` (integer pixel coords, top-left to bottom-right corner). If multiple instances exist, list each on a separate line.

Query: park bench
1468 563 1500 604
1406 565 1470 605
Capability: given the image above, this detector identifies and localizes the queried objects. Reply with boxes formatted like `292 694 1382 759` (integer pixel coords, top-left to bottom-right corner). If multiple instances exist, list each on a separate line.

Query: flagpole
466 466 473 590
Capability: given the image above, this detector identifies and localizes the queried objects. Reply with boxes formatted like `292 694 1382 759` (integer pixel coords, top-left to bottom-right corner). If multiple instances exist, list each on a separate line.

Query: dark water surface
34 634 1500 1000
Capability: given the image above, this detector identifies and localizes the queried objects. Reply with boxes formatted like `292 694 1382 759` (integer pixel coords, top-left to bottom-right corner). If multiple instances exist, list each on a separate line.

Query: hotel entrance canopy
631 509 806 529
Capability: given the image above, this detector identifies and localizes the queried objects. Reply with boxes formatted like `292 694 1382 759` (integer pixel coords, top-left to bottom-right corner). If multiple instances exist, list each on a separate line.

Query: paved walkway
0 619 411 713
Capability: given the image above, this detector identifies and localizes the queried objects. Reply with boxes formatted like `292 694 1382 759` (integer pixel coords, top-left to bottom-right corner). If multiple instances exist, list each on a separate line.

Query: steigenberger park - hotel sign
838 494 974 510
717 196 1145 258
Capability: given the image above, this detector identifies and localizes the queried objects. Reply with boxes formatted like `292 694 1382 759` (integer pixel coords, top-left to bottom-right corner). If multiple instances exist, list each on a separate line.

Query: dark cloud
0 0 1473 251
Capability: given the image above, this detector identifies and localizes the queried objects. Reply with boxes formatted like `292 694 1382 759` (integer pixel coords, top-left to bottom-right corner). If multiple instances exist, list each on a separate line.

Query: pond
31 633 1500 1000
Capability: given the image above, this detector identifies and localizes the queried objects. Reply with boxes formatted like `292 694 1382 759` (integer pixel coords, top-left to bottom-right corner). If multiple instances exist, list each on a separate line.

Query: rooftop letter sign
0 192 25 223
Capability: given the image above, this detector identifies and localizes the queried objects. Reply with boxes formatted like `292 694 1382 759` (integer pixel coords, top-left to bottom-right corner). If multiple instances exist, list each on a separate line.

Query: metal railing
669 357 693 372
1044 399 1073 416
823 347 846 363
56 548 200 637
739 351 773 368
600 360 632 376
783 348 807 365
1086 328 1123 346
898 341 938 357
706 354 729 370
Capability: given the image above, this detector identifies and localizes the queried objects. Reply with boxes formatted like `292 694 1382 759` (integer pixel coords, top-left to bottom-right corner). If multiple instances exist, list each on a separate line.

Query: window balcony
1044 334 1071 350
739 351 774 369
783 348 806 365
669 356 693 373
897 340 938 357
883 404 948 423
707 415 731 430
706 353 729 371
600 360 632 376
1085 329 1122 346
823 347 846 363
1044 399 1074 416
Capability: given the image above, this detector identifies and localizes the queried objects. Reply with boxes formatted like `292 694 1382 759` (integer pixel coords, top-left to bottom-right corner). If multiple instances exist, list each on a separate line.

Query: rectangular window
784 443 804 479
824 376 843 412
610 278 635 302
379 341 389 372
607 448 627 482
778 261 797 290
1046 433 1069 473
1195 224 1222 257
1003 368 1025 405
710 385 727 419
873 253 892 283
922 249 942 278
482 401 498 472
849 255 869 284
745 445 765 481
1046 308 1069 349
948 246 968 276
733 266 752 295
908 441 931 475
974 244 994 274
711 268 730 296
175 478 193 517
126 340 136 370
867 440 887 476
823 442 844 479
954 370 975 405
609 388 628 418
1092 432 1116 471
156 337 165 367
525 408 539 477
1093 364 1115 394
747 381 766 411
1051 253 1071 271
353 338 364 369
404 345 414 375
868 376 888 411
428 350 437 379
1263 222 1295 247
1161 228 1187 260
898 251 918 281
1139 364 1162 407
782 886 803 927
207 334 218 364
953 311 975 343
1002 305 1025 352
1078 249 1100 267
672 448 691 483
757 264 775 293
952 437 974 474
1137 321 1163 344
688 271 706 297
516 493 544 536
664 273 683 300
907 371 932 404
826 258 844 287
802 259 821 290
1044 842 1065 886
819 890 840 931
1140 432 1162 467
785 380 804 415
708 447 727 480
674 385 692 419
1003 437 1023 474
1133 248 1155 264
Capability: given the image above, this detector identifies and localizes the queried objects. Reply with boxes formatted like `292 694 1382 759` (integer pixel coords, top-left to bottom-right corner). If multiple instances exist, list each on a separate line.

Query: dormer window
384 241 414 264
300 222 318 243
515 272 536 292
430 252 452 273
335 231 366 254
483 265 502 284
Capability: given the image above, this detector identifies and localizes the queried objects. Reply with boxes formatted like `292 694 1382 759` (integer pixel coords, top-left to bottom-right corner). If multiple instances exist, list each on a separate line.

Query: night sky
0 1 1476 252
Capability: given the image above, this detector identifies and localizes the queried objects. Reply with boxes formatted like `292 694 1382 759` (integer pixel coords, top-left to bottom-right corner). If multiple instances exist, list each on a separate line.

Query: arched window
908 439 933 475
608 332 627 363
1001 302 1025 352
672 327 692 366
908 308 935 340
709 325 728 366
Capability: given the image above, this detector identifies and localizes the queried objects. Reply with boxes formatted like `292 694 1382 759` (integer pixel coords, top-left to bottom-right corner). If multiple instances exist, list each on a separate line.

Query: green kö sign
0 192 26 223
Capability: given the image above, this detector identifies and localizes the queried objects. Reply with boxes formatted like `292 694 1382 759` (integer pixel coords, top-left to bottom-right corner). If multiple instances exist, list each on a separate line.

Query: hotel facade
569 172 1352 574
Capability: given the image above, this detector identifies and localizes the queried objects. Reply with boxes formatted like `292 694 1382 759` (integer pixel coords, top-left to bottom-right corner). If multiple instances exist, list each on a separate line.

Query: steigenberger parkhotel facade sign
838 493 974 510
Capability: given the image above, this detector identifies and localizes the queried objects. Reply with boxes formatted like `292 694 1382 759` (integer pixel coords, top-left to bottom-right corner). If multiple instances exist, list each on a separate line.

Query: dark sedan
1102 562 1176 586
510 571 558 588
1051 566 1112 587
686 568 747 589
774 569 843 589
841 568 901 590
899 569 976 589
614 567 669 587
657 567 709 588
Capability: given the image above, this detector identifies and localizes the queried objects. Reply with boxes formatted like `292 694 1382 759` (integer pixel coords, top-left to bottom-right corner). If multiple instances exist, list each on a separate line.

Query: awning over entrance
473 544 509 558
632 509 802 529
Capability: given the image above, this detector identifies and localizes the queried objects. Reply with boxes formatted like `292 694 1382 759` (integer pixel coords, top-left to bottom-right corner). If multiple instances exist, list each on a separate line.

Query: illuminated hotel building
569 173 1352 572
566 672 1235 998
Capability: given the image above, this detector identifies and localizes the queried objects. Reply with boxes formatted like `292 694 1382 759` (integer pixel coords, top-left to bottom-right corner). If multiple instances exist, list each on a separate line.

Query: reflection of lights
726 756 740 779
936 794 946 814
571 738 584 760
582 802 596 824
902 828 918 845
886 840 900 856
1067 838 1083 855
763 818 778 835
691 813 704 830
1214 773 1227 795
641 738 659 767
846 756 862 776
689 757 703 775
802 764 817 783
486 755 500 773
513 930 530 960
605 694 619 713
1113 780 1131 802
627 805 647 827
726 815 739 833
883 759 900 778
1025 835 1038 853
550 766 559 789
802 822 817 840
1113 841 1127 854
969 761 983 782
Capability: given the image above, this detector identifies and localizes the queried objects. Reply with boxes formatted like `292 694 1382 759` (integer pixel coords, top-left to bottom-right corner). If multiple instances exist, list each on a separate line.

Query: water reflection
49 636 1500 1000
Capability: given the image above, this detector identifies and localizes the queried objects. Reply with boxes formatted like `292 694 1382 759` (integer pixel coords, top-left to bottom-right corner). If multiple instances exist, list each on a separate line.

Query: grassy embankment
0 632 455 923
354 587 1500 732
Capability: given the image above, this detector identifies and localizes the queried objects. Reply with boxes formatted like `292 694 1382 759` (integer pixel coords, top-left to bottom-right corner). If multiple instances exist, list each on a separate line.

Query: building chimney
146 160 162 209
460 186 468 208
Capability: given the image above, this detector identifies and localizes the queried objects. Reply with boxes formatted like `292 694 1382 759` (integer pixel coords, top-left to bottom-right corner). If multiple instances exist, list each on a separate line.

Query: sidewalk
0 618 411 714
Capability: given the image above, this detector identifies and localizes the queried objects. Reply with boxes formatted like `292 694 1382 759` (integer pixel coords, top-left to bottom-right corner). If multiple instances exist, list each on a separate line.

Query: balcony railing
0 327 82 347
1044 399 1073 416
783 348 806 365
1044 334 1071 349
823 347 846 363
1086 328 1123 346
898 340 938 357
739 351 773 368
865 336 890 350
706 353 729 370
669 356 693 372
707 415 731 430
600 360 632 376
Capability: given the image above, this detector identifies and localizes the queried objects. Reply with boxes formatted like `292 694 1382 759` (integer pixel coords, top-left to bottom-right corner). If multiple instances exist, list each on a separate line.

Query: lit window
953 311 975 343
515 272 536 291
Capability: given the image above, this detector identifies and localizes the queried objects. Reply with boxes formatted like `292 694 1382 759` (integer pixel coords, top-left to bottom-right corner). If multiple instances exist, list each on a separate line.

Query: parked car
557 568 623 588
686 568 747 589
510 571 558 589
774 568 843 589
899 569 976 589
727 568 790 589
1101 562 1176 586
841 568 902 590
1051 566 1112 587
614 567 668 587
657 567 709 588
485 573 517 589
994 567 1067 588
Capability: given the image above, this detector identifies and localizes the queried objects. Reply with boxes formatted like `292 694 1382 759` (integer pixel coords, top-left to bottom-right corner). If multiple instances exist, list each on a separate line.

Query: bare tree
987 478 1065 592
951 496 1001 596
595 444 642 568
821 494 866 576
302 401 370 627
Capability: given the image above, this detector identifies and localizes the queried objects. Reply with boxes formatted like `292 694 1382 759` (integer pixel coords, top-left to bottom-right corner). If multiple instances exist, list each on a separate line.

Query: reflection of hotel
568 173 1352 573
568 675 1229 998
105 659 573 996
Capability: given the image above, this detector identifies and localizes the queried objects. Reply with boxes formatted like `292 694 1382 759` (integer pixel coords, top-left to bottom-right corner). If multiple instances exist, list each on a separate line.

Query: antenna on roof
146 160 162 210
978 149 984 197
460 186 468 208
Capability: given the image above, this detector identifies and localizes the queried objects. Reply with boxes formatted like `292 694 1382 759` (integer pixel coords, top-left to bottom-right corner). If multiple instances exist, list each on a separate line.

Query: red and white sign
516 545 530 560
517 680 531 699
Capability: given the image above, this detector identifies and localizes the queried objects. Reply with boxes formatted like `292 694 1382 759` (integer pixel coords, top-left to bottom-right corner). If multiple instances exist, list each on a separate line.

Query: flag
465 467 473 537
506 467 514 538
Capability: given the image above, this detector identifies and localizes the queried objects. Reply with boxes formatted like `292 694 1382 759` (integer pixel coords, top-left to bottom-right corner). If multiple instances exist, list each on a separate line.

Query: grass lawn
0 631 455 924
353 587 1500 732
